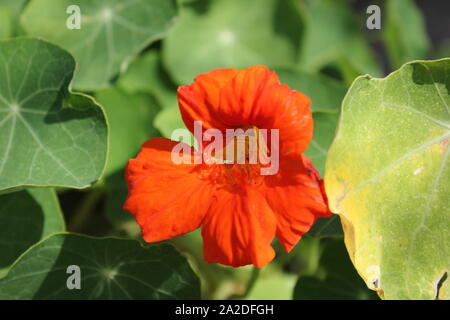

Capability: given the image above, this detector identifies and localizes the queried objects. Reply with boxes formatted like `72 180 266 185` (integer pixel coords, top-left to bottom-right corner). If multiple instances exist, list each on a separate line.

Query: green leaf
306 215 343 238
276 69 347 113
95 88 160 176
163 0 303 84
0 0 27 37
21 0 177 90
154 106 187 139
0 7 13 38
305 112 340 176
105 169 132 226
299 0 381 78
0 233 201 299
325 59 450 299
0 38 108 192
0 188 65 274
118 49 178 110
293 239 378 300
383 0 430 69
1 0 27 16
247 265 297 300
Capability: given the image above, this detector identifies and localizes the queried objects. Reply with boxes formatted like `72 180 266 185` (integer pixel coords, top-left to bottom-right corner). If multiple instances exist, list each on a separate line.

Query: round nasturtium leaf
0 233 201 299
276 68 347 114
0 38 108 192
0 188 65 277
163 0 303 84
21 0 177 90
325 59 450 300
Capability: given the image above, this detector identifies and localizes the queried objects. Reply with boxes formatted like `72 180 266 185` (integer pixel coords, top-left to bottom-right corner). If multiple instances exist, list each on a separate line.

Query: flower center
198 126 270 188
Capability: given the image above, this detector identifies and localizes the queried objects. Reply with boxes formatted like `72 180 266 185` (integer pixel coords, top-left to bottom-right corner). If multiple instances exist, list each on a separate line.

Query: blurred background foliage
0 0 448 299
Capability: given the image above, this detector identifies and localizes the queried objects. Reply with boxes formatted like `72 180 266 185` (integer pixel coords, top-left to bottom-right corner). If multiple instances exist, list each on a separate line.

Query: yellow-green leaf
325 59 450 300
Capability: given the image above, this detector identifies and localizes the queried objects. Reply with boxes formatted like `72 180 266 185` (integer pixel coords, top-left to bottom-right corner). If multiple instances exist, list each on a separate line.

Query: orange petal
178 68 239 134
178 65 312 157
262 155 331 252
255 84 313 157
201 188 277 268
124 137 215 242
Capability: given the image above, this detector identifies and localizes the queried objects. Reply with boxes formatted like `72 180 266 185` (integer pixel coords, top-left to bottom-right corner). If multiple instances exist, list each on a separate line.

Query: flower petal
201 188 277 267
178 65 312 157
255 84 313 157
124 137 214 242
178 68 239 134
262 155 332 252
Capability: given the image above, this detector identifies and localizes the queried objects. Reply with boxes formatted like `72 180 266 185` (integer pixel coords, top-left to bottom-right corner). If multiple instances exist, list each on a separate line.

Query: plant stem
229 266 261 300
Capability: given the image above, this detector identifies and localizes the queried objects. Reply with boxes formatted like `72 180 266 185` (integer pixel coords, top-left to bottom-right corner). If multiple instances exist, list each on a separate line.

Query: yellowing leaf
325 59 450 300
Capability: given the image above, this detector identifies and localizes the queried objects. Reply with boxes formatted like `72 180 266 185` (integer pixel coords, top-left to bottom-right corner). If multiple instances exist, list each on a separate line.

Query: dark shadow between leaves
43 91 103 124
0 191 44 269
273 0 303 59
184 0 211 15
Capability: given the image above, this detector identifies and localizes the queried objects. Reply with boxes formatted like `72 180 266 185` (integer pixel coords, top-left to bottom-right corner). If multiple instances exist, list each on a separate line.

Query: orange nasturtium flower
124 65 331 268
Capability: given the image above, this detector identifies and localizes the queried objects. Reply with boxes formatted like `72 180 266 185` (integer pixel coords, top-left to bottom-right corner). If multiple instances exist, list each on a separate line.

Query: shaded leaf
0 188 65 273
0 233 201 299
325 59 450 299
294 239 378 300
306 215 343 238
105 169 133 226
163 0 303 84
0 38 107 192
21 0 177 90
